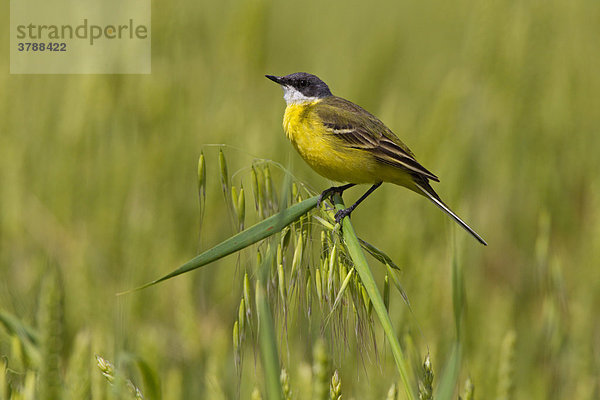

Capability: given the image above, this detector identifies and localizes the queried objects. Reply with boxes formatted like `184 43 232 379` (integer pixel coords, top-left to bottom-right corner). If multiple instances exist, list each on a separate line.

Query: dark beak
265 75 283 84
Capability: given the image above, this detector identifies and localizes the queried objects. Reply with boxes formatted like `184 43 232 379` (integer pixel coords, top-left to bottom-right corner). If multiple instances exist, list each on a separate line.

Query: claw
318 184 355 209
334 208 352 224
317 189 334 208
317 193 325 208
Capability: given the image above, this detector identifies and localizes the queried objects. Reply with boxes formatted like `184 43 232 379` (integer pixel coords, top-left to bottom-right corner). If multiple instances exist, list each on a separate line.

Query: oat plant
122 149 418 400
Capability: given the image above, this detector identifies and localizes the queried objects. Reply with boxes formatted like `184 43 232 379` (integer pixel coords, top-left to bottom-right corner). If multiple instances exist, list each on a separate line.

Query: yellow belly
282 101 378 184
281 101 419 191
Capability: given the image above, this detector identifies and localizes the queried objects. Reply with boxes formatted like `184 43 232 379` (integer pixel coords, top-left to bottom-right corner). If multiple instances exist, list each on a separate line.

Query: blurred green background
1 0 599 398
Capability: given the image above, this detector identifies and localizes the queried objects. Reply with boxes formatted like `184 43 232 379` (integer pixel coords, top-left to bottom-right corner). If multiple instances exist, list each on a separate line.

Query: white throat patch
282 85 318 105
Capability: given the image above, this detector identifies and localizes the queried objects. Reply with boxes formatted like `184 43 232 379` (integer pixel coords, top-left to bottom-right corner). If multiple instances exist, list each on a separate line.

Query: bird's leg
317 183 356 207
334 182 382 224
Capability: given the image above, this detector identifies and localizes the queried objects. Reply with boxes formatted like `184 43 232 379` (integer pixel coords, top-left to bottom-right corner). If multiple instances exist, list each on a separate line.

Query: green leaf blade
332 194 416 400
120 196 318 294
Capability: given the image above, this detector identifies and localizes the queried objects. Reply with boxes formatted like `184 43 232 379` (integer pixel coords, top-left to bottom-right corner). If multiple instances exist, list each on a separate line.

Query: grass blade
257 249 283 400
435 342 461 400
197 152 206 246
120 196 318 293
436 240 465 399
331 194 416 400
0 311 40 346
358 238 401 271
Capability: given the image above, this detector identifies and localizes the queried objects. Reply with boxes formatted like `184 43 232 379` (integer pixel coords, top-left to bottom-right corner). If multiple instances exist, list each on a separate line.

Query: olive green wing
315 96 439 182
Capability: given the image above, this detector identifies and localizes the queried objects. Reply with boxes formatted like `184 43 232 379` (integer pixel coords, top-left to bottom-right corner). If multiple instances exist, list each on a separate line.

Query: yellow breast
282 101 378 184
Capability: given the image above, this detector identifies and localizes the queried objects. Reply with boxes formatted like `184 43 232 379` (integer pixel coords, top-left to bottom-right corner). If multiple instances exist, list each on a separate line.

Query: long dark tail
413 180 487 246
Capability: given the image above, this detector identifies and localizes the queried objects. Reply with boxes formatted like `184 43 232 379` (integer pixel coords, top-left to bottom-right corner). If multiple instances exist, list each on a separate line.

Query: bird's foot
334 208 353 224
317 184 355 208
317 186 343 207
317 188 337 207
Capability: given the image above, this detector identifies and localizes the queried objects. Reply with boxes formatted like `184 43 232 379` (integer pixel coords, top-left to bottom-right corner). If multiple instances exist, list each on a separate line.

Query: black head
265 72 332 100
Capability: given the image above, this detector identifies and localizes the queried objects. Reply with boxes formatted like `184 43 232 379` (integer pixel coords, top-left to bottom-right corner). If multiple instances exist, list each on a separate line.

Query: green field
1 0 599 398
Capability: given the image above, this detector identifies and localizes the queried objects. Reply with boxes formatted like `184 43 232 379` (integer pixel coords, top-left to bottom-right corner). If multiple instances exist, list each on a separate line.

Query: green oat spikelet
251 166 261 215
219 149 236 225
386 383 398 400
327 240 338 298
461 377 474 400
276 242 283 267
330 370 341 400
256 165 267 218
331 267 354 312
198 151 206 197
315 268 323 305
418 354 433 400
256 250 263 278
251 387 263 400
23 370 36 400
197 151 206 243
97 355 116 388
383 274 390 312
290 233 303 283
96 354 144 399
244 272 253 322
280 368 293 400
280 225 292 253
238 298 246 339
10 334 26 374
263 165 277 213
218 149 230 196
321 258 329 305
233 320 240 368
238 185 246 230
232 185 239 224
278 262 287 308
360 284 372 315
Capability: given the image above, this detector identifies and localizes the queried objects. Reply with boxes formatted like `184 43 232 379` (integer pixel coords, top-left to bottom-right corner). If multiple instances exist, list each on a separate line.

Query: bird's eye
298 79 308 88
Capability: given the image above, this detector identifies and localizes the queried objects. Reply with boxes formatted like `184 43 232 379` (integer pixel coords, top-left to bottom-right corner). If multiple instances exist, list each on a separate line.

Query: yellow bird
266 72 486 245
